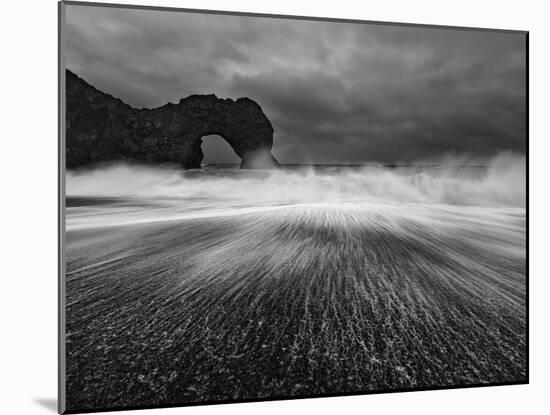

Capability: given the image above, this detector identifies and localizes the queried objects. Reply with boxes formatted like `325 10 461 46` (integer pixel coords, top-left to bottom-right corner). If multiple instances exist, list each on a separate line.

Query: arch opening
200 134 241 167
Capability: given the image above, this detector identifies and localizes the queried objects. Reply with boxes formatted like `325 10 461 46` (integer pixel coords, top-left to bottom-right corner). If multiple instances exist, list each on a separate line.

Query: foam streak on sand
64 156 526 410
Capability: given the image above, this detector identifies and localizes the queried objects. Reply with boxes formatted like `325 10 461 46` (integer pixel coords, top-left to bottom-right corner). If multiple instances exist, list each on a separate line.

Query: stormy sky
65 4 526 164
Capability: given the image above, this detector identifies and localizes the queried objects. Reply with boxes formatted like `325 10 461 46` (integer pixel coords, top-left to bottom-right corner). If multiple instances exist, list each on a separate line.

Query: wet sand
65 202 526 411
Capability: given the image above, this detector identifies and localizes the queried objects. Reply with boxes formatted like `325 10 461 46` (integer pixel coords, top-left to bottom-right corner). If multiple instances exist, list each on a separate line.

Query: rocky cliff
65 70 280 169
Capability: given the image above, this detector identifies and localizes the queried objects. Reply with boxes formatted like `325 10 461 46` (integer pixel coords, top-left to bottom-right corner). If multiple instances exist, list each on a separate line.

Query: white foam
66 152 526 208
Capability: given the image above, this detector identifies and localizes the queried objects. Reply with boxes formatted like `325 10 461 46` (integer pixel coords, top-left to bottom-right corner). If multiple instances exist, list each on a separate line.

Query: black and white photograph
59 1 527 413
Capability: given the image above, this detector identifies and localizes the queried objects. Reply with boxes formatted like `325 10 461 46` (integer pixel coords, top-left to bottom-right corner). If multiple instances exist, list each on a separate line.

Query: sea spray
67 152 526 208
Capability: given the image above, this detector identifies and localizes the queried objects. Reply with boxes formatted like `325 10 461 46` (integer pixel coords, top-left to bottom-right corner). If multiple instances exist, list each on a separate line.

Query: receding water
65 152 525 230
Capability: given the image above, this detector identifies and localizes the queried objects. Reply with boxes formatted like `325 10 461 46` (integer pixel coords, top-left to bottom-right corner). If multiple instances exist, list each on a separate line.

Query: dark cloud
65 4 526 164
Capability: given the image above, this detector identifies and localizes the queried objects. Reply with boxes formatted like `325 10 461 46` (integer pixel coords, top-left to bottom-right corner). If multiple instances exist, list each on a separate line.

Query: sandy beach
65 196 526 410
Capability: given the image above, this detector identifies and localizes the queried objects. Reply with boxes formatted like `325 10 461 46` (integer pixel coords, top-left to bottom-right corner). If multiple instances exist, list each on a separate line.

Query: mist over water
67 152 525 208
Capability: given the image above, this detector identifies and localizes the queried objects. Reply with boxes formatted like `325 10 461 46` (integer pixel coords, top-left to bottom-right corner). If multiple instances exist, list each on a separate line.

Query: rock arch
65 70 280 169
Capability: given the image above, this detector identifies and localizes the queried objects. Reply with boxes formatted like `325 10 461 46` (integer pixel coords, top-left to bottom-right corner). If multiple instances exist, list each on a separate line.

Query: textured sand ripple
65 203 526 411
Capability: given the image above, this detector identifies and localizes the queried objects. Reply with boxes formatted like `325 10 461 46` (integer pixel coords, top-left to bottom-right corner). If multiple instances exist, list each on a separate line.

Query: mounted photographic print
58 1 528 413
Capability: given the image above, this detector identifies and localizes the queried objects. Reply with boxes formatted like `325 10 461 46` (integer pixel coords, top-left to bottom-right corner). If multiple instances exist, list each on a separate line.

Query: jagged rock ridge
65 70 280 169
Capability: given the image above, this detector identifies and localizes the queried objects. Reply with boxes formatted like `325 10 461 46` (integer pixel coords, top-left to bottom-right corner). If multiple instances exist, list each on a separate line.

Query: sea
63 153 527 409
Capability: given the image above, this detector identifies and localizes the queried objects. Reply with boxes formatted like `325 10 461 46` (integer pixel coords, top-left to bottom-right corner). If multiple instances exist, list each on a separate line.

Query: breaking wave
66 152 525 208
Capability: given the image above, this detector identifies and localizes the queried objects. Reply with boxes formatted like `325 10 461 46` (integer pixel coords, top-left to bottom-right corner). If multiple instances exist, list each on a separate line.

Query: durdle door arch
66 70 280 169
